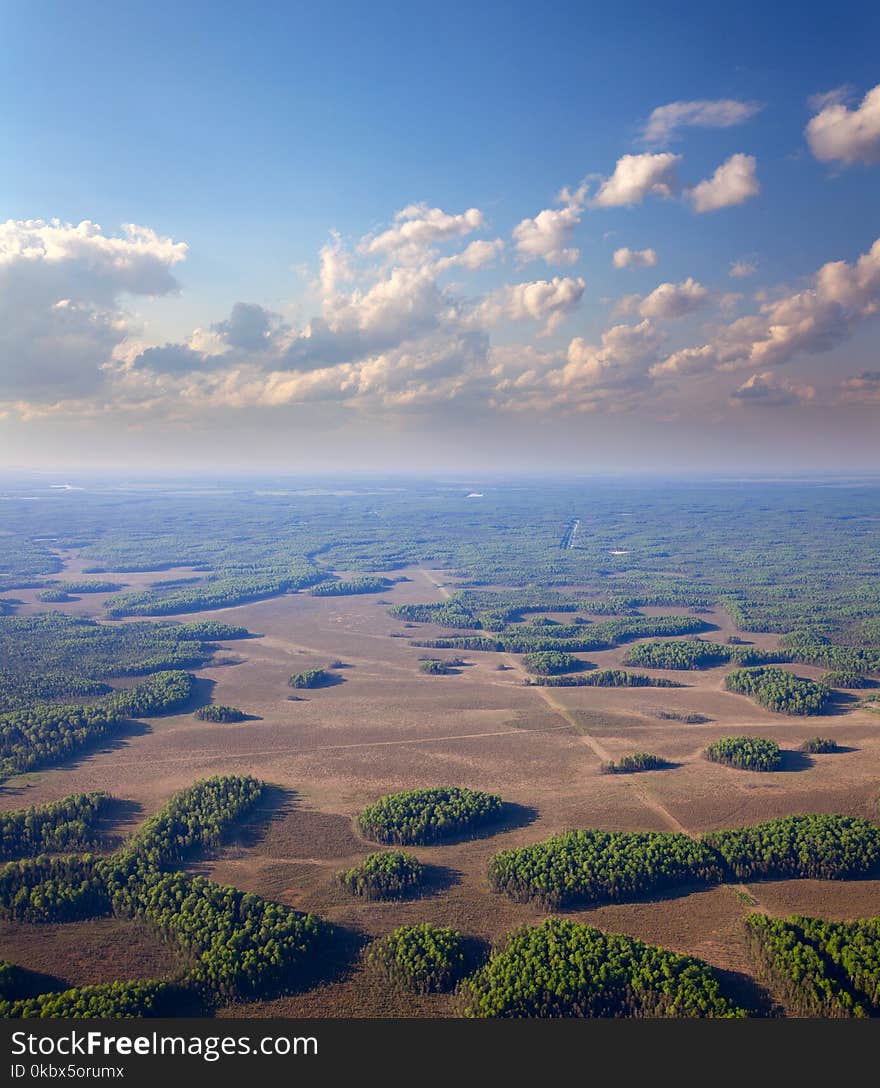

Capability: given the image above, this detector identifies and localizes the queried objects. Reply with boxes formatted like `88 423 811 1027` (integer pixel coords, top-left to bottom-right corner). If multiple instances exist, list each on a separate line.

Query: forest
460 919 746 1018
119 775 264 868
488 814 880 907
488 829 722 908
524 669 681 687
0 775 329 1009
1 480 880 1019
724 667 832 715
0 979 183 1019
357 787 503 845
0 791 110 860
194 705 247 723
0 670 197 779
367 924 468 994
704 736 782 771
336 850 426 899
745 914 880 1017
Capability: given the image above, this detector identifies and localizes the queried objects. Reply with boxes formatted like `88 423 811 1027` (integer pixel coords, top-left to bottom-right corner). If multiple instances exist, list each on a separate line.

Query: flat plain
3 498 878 1018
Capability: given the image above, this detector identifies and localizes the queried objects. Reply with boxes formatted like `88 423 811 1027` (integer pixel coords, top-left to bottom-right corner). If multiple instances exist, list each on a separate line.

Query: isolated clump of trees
601 753 668 775
194 705 246 723
459 918 746 1018
704 736 782 771
367 924 468 993
419 659 456 675
800 736 840 753
0 792 110 860
745 913 880 1017
288 667 334 689
357 787 503 845
336 851 426 899
724 666 831 715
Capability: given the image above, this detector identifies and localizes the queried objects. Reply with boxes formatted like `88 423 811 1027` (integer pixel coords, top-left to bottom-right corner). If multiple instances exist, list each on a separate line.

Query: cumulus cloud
0 219 186 400
283 264 452 370
360 203 484 263
641 98 762 144
492 319 663 413
729 260 757 278
730 371 816 407
476 276 586 335
435 237 504 271
591 153 681 208
688 153 760 212
212 302 281 351
652 236 880 378
638 278 709 319
806 82 880 165
512 185 586 266
318 231 354 297
613 247 658 269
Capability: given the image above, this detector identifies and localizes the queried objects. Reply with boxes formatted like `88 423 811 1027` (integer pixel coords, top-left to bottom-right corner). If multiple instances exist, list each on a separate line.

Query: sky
0 0 879 474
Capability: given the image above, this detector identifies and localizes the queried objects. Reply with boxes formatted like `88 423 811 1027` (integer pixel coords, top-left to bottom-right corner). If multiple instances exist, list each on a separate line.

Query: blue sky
1 0 878 472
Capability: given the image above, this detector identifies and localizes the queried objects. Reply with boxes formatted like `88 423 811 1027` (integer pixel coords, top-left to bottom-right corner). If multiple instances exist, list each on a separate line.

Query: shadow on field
228 784 297 852
417 863 462 899
713 967 779 1018
777 749 814 772
492 801 539 836
823 691 861 716
6 964 71 1001
176 675 215 714
44 718 154 777
96 796 144 849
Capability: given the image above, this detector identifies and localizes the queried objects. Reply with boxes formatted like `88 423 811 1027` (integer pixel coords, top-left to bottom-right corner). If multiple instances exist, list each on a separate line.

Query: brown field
2 562 879 1016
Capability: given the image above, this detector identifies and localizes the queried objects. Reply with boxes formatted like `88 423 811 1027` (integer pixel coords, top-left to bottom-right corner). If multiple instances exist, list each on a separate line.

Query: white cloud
212 302 280 351
638 278 709 319
642 98 762 144
613 247 658 269
476 276 586 335
730 371 816 407
729 260 757 278
435 238 504 271
512 185 586 266
806 82 880 165
360 203 485 263
591 153 681 208
318 231 353 297
492 320 663 413
0 219 186 400
688 153 760 212
652 236 880 378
